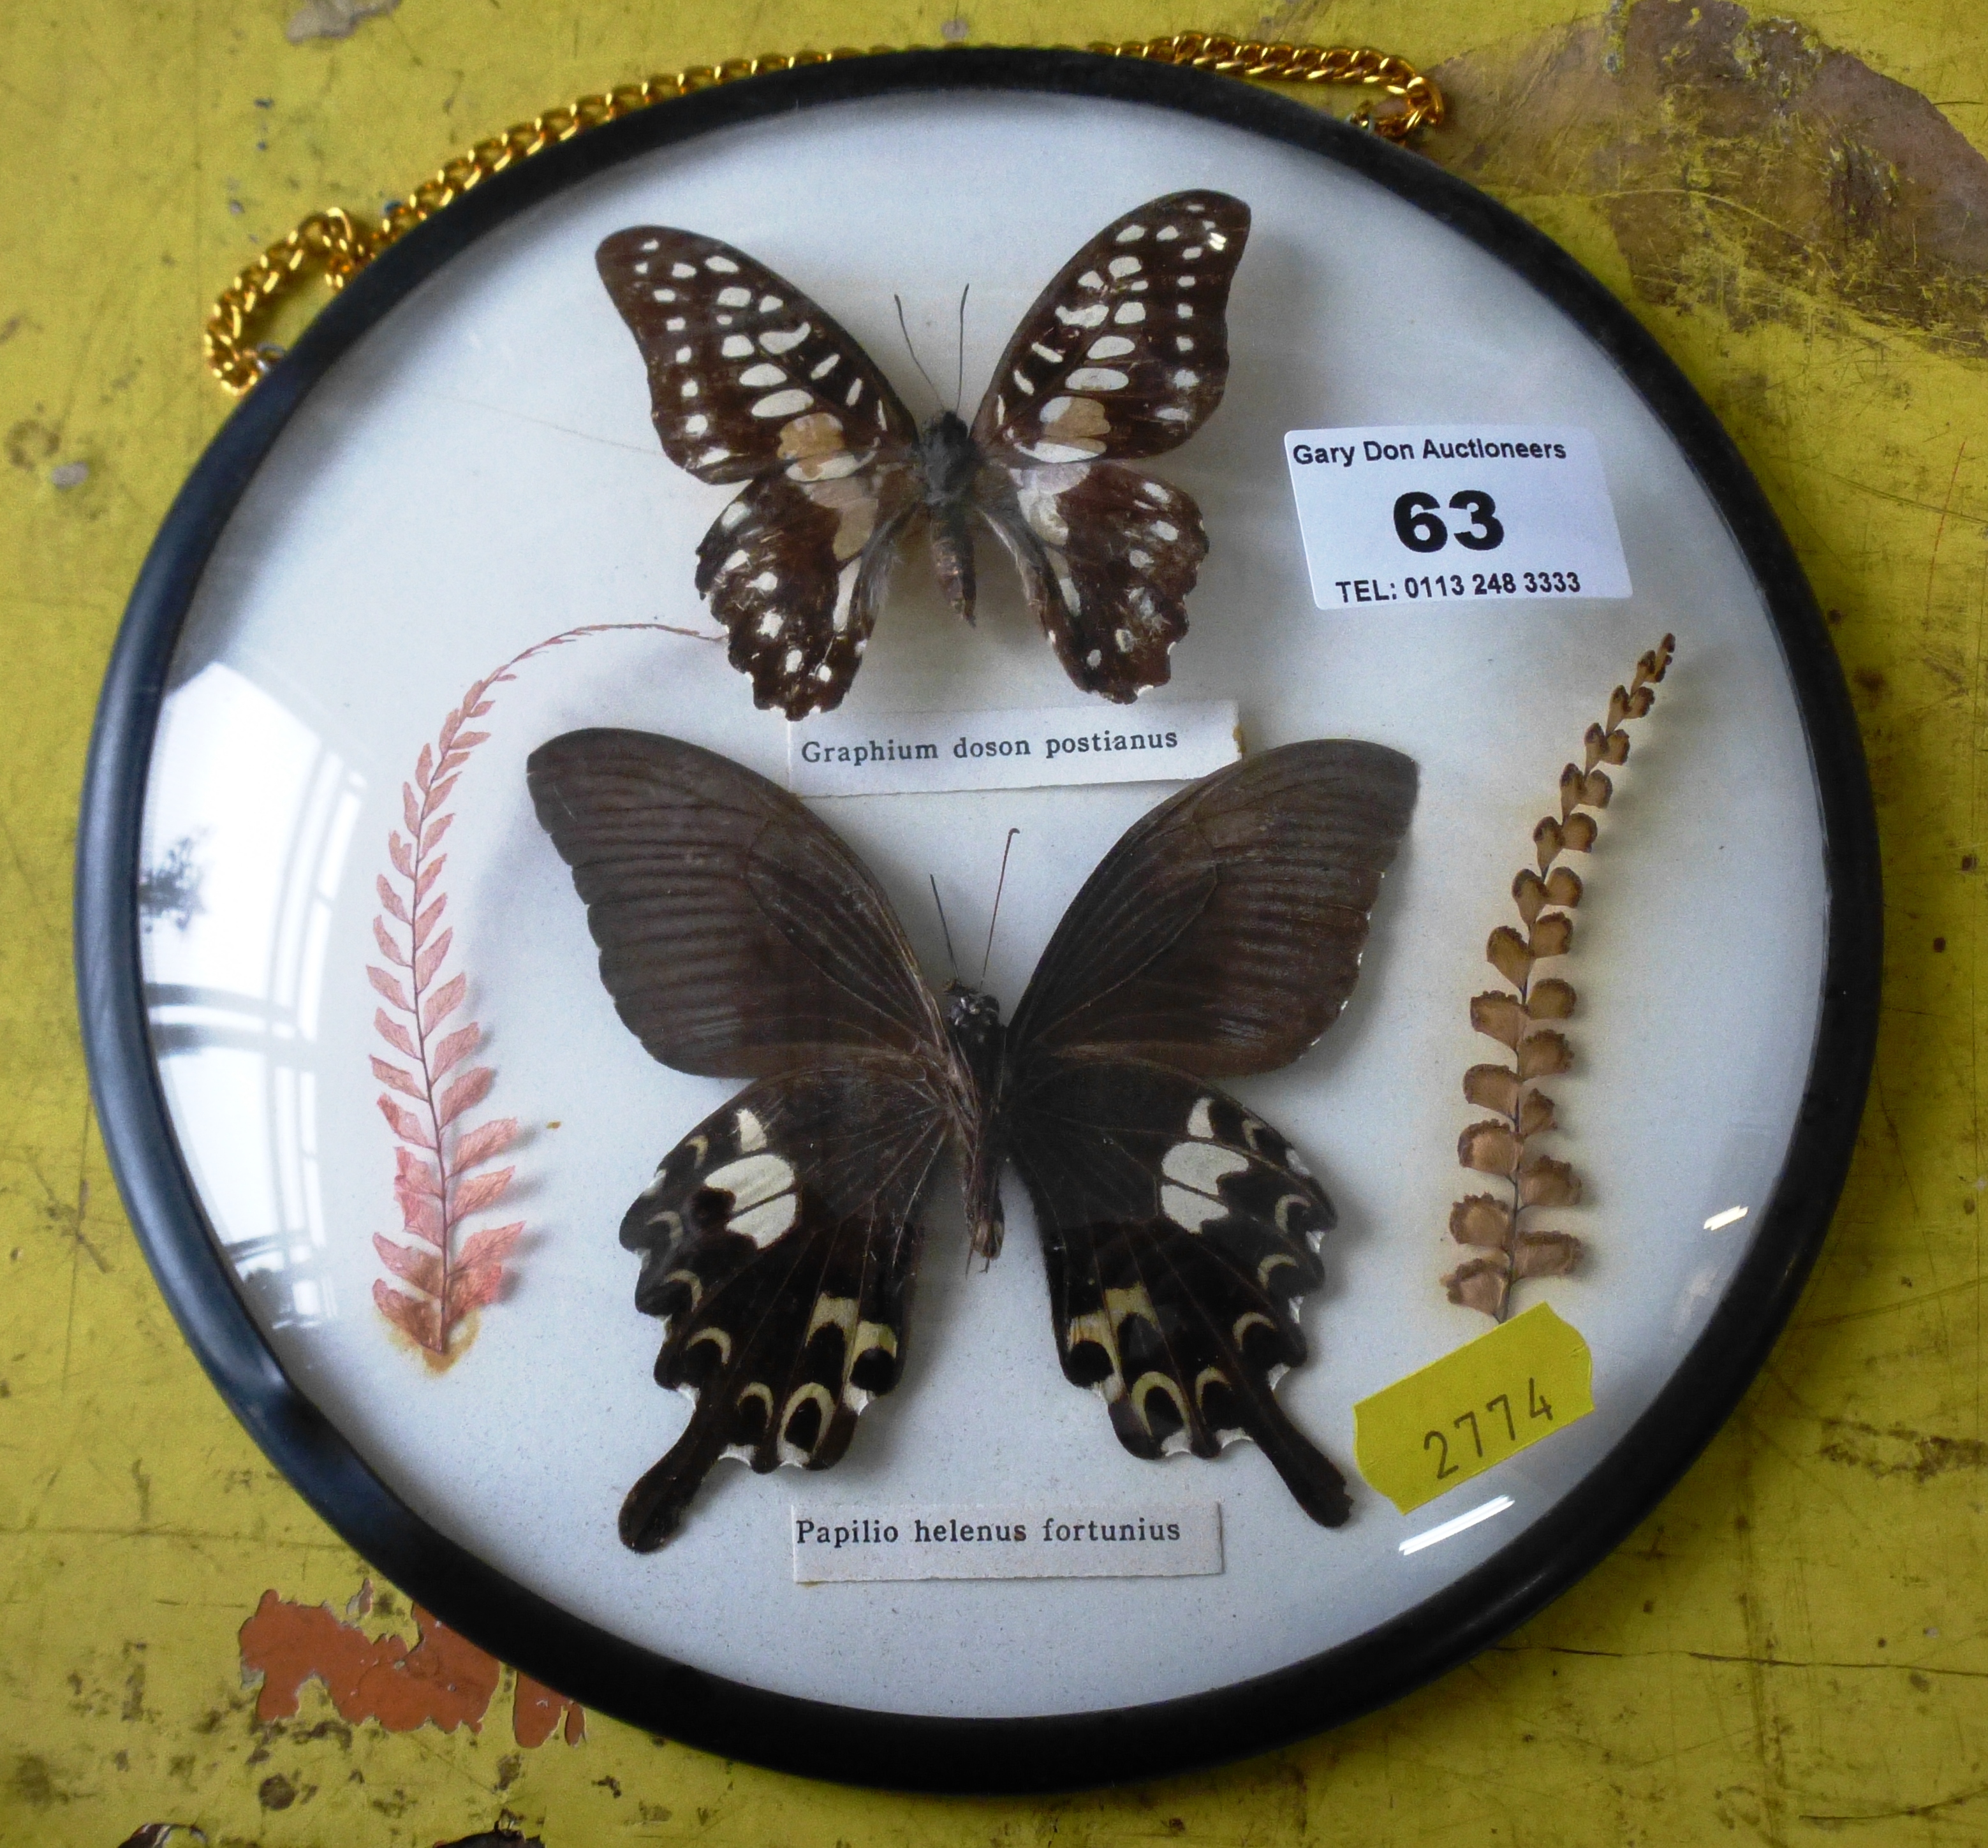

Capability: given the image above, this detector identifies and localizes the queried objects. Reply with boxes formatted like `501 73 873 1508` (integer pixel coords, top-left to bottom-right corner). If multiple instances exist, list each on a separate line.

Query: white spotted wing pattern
529 730 1415 1549
598 193 1249 717
597 228 921 715
975 193 1244 462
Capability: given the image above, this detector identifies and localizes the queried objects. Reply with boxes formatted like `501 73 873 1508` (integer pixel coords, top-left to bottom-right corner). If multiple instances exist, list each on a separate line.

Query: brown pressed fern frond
1442 635 1675 1321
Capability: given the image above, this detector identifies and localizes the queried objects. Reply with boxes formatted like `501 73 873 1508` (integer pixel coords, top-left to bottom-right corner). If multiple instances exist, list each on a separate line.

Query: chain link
1094 32 1444 137
203 36 1443 394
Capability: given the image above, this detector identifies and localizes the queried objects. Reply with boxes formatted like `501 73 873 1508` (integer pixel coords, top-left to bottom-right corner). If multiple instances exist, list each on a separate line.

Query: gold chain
203 33 1445 395
1107 32 1443 132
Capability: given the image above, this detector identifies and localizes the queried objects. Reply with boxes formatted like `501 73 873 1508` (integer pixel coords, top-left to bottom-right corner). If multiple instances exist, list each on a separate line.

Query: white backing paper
786 700 1240 796
791 1504 1223 1582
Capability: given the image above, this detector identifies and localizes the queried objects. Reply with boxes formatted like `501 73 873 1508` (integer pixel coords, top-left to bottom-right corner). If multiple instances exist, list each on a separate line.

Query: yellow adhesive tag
1353 1304 1594 1514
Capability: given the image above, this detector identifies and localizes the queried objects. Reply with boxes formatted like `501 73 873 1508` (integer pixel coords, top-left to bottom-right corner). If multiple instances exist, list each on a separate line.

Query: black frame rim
75 47 1881 1794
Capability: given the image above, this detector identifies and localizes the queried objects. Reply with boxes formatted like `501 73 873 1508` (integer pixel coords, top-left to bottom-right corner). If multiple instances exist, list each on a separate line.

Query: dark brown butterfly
596 192 1250 719
529 730 1416 1549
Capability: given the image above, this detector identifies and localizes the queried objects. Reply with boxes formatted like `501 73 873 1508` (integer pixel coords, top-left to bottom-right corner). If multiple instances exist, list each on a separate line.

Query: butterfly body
940 979 1013 1257
914 411 983 510
598 192 1250 716
913 411 984 624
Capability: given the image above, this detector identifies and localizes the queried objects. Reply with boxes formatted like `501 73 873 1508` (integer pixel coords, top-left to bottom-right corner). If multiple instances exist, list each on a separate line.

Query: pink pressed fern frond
367 620 716 1365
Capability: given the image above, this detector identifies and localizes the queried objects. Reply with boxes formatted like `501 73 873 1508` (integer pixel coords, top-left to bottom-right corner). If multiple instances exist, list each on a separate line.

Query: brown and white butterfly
596 192 1250 719
529 729 1417 1550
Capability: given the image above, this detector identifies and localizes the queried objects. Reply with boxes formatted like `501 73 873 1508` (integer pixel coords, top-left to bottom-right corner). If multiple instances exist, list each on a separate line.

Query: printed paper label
1283 425 1631 609
1352 1304 1595 1514
786 701 1239 798
790 1502 1223 1583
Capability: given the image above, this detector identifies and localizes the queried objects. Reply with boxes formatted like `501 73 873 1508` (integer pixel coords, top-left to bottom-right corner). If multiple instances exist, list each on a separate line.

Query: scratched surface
1 0 1983 1840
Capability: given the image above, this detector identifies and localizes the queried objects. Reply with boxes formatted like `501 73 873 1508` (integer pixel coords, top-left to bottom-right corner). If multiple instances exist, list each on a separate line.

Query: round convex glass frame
76 48 1878 1793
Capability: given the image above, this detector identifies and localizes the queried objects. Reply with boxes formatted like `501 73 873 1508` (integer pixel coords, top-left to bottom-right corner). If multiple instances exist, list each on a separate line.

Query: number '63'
1393 489 1505 554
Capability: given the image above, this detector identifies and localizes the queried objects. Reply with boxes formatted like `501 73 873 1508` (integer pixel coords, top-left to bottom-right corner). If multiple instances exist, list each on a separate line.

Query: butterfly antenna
979 827 1020 986
894 293 944 413
954 284 969 414
929 874 961 981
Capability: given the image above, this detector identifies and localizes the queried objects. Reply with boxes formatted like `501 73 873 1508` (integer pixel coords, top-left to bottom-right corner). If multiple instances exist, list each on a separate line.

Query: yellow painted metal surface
2 1 1984 1839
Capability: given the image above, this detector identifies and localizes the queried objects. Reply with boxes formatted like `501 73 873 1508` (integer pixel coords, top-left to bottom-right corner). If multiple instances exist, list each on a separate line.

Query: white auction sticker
790 1503 1223 1583
1283 424 1631 609
786 700 1239 798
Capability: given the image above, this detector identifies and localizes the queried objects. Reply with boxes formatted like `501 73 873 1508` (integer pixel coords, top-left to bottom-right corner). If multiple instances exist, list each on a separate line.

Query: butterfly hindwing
694 469 919 717
971 192 1250 465
527 729 946 1077
617 1064 948 1550
1005 1056 1351 1525
979 464 1205 700
1008 741 1420 1076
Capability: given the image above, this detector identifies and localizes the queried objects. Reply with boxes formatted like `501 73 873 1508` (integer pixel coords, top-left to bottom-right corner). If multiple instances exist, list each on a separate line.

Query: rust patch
239 1592 501 1734
238 1590 588 1745
1818 1416 1988 1479
1426 0 1988 355
514 1671 586 1747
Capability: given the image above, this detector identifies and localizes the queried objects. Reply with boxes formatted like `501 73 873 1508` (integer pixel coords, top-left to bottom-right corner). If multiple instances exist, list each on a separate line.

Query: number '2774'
1351 1303 1594 1513
1424 1376 1554 1481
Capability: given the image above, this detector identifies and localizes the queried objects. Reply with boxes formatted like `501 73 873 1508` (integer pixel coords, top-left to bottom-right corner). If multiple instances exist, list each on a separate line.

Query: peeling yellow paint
3 0 1987 1841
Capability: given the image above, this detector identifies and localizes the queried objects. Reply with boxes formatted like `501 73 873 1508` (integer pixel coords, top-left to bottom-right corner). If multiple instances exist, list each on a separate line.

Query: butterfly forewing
971 192 1250 465
617 1065 948 1550
527 730 946 1077
1005 1057 1351 1525
599 227 918 481
1008 742 1420 1076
